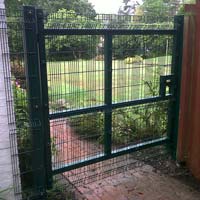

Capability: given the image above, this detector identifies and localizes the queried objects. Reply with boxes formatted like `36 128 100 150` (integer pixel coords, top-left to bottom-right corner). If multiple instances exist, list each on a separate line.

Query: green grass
47 56 172 111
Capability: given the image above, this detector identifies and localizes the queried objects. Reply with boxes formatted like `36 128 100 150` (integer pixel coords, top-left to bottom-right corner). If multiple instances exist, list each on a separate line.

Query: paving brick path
77 165 200 200
51 120 200 200
50 119 103 169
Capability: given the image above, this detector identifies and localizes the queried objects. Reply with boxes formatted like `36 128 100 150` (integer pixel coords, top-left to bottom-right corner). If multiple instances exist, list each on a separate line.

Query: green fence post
169 15 184 159
36 8 53 189
104 33 112 156
23 6 46 198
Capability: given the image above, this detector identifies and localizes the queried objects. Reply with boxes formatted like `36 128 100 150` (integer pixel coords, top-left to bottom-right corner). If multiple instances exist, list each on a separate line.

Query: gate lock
159 75 175 97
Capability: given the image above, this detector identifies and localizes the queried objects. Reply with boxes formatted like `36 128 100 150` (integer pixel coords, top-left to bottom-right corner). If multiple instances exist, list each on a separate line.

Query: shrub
112 101 167 145
70 113 103 140
13 81 34 192
11 60 26 89
71 79 167 146
124 55 143 64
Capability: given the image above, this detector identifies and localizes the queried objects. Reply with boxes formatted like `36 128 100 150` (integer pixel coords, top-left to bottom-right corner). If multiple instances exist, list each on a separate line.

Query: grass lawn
47 56 172 111
48 56 171 151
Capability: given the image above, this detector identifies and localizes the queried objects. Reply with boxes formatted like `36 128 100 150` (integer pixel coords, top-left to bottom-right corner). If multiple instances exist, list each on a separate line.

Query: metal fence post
169 15 184 159
104 33 112 156
23 6 46 198
36 8 53 189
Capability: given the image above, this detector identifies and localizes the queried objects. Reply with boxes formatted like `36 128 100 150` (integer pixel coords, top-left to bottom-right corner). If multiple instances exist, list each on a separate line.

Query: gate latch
159 75 174 97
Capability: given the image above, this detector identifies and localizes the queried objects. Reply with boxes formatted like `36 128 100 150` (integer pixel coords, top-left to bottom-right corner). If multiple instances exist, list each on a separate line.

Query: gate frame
22 6 184 194
23 6 52 198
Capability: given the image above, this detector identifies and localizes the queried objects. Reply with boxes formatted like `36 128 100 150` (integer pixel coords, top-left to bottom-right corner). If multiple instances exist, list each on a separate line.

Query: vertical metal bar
36 9 53 189
23 6 46 198
104 33 112 156
169 15 184 159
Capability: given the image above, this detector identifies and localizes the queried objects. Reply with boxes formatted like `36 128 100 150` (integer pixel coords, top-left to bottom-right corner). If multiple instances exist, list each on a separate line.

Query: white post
0 1 21 199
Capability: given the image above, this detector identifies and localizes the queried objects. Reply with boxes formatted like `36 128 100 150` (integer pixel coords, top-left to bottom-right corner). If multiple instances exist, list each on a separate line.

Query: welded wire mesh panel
2 5 181 199
62 145 169 187
45 10 176 181
1 9 28 198
2 9 47 199
112 34 173 103
46 35 105 112
10 122 44 198
50 112 104 170
112 102 169 151
45 12 174 30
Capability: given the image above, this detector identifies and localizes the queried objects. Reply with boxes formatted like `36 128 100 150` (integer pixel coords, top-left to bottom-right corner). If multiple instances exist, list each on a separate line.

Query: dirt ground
75 163 200 200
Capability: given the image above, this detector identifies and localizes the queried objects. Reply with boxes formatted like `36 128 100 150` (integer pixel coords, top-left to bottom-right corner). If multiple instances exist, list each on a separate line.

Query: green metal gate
23 6 184 197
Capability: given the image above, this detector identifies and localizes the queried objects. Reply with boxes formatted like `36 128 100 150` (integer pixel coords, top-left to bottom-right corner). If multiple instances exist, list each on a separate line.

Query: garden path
51 120 200 200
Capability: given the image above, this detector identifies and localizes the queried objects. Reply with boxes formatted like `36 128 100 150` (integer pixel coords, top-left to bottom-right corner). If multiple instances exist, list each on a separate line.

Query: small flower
15 81 21 88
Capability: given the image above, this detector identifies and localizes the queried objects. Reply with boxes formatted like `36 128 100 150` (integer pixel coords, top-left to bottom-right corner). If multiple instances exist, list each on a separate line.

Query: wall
178 0 200 180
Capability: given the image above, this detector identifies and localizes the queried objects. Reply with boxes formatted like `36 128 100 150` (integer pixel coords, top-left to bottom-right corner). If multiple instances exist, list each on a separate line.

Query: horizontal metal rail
52 137 169 174
49 95 173 120
44 28 176 36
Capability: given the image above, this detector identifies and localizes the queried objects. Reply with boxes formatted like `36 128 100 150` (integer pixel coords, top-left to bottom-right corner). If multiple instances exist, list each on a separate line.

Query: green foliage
141 0 178 20
11 59 26 88
113 35 142 59
112 84 167 145
5 0 96 60
47 181 73 200
5 0 96 17
178 0 196 14
51 137 58 156
124 55 143 64
113 34 171 60
13 81 34 191
70 113 103 140
13 82 30 150
71 79 167 145
6 17 24 58
46 9 99 61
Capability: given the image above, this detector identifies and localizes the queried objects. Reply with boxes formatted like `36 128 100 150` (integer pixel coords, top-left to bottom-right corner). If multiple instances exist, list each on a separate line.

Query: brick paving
77 165 200 200
50 119 103 169
51 119 200 200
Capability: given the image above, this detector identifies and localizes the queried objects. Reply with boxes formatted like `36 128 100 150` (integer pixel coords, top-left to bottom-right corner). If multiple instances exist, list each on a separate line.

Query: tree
141 0 182 19
113 35 142 59
5 0 97 60
46 9 99 60
118 0 141 15
5 0 96 17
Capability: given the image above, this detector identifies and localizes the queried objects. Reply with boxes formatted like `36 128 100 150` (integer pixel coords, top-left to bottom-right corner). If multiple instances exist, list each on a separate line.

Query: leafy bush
71 80 167 145
13 79 59 196
70 113 103 140
112 35 141 59
124 55 143 64
13 81 30 152
47 181 74 200
112 83 167 145
115 71 167 144
113 31 172 60
13 81 34 191
11 59 26 89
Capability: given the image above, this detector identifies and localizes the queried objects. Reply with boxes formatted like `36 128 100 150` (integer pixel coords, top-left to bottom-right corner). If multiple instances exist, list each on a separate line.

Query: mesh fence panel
0 6 181 199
